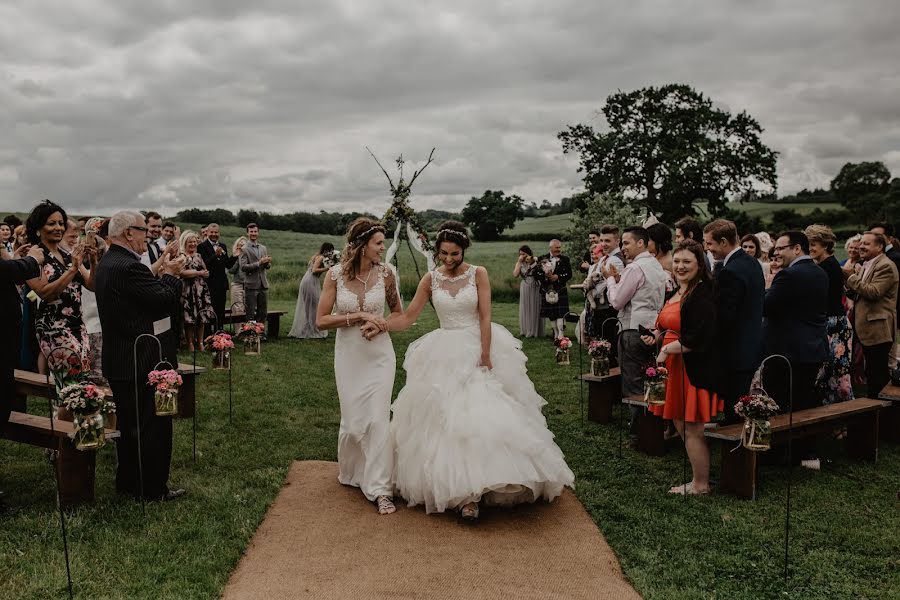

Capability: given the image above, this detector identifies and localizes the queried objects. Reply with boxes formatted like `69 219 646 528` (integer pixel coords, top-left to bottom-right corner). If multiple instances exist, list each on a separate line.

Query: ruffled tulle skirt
391 323 575 513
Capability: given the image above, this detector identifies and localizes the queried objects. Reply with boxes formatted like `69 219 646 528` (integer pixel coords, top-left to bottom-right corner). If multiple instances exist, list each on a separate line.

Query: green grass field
2 299 898 599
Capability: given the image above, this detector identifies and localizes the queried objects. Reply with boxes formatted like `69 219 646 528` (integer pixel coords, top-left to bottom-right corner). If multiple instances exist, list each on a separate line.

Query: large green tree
558 83 778 223
829 161 894 223
460 190 525 241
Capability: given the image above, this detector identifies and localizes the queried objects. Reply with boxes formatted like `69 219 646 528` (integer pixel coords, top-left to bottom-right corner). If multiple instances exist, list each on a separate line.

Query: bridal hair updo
434 220 471 258
341 217 386 279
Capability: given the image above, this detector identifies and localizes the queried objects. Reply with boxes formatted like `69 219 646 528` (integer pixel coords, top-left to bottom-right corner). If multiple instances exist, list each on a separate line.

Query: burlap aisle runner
222 461 641 600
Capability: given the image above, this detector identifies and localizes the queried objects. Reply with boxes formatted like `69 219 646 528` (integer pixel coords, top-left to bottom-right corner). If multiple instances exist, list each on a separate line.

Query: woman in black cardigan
642 240 722 495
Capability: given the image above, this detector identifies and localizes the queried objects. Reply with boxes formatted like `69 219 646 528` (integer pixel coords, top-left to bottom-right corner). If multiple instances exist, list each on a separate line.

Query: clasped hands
359 314 387 341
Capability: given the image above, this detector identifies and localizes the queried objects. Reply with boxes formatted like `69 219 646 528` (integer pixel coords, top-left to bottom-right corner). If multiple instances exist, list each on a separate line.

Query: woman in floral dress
25 200 95 384
179 230 216 351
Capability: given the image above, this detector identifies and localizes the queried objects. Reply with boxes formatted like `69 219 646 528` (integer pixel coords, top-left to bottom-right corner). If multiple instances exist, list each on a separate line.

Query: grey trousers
245 287 268 327
619 330 655 434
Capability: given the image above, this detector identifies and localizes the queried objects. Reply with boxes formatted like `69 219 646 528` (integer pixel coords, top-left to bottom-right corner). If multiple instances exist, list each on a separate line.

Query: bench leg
635 410 666 456
719 443 758 500
55 442 96 508
177 375 196 419
267 314 281 339
587 382 618 424
847 412 880 462
11 392 27 413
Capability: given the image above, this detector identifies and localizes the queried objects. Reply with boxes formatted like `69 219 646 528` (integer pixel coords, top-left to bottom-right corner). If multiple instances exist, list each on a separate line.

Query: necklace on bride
355 267 373 290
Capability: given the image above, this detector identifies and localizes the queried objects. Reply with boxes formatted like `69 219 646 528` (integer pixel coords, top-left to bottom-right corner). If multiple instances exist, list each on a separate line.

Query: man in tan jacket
844 231 899 397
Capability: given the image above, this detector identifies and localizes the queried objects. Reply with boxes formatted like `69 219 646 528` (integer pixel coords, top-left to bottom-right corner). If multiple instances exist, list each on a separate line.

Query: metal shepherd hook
132 333 164 516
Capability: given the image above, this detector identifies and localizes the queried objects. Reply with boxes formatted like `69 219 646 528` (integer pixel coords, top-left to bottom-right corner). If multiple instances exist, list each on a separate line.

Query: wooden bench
13 364 206 420
876 384 900 443
705 398 891 500
623 395 669 456
2 411 120 508
222 309 286 339
578 369 622 424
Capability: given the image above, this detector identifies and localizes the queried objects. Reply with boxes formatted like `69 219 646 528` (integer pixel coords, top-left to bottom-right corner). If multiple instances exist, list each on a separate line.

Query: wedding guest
288 242 333 339
228 236 248 316
200 226 209 243
841 234 862 267
513 245 544 338
642 240 721 494
764 231 828 409
741 233 771 278
591 225 625 349
843 231 899 397
0 223 12 253
12 225 28 251
76 216 88 235
603 226 667 443
806 225 853 404
4 214 23 232
579 230 601 273
239 223 272 334
60 219 80 253
535 239 572 341
647 222 675 295
703 219 764 423
868 223 900 368
675 216 712 271
160 221 177 245
81 218 107 379
198 223 237 330
179 230 216 351
25 200 96 377
95 210 187 501
2 247 43 429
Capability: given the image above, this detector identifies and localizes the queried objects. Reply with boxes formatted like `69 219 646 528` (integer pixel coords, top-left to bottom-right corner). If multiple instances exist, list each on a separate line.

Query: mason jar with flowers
588 339 612 376
644 365 668 406
555 336 572 365
205 332 235 370
58 382 115 451
735 392 780 451
238 320 265 355
147 369 183 416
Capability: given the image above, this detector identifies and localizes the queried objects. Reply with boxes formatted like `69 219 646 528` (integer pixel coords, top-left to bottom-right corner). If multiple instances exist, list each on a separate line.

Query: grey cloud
3 0 900 216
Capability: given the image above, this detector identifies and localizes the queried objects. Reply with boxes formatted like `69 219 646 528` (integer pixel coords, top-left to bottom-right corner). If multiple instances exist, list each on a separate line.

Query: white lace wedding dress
391 265 575 513
331 264 395 501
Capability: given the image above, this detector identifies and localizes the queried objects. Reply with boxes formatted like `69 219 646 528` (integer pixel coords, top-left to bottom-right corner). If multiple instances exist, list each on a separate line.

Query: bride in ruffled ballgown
363 221 574 520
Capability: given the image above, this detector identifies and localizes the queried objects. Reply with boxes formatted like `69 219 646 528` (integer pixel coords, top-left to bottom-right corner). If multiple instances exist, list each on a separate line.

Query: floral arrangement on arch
369 148 436 253
588 339 611 359
147 369 183 392
204 332 235 352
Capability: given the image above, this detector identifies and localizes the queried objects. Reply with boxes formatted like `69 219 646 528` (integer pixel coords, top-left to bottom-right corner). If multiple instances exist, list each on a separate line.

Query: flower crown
351 225 386 246
437 228 468 241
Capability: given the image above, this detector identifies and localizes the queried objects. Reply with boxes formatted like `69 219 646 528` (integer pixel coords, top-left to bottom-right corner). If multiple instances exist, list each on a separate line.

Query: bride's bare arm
383 273 432 332
385 270 403 317
475 267 493 369
315 274 383 331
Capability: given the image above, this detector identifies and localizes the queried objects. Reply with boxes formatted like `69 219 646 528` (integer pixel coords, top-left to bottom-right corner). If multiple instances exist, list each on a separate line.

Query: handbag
545 289 559 305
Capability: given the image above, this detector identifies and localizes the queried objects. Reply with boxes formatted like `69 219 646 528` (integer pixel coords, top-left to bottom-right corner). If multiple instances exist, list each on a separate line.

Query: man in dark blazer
197 223 237 331
763 231 828 412
535 239 573 340
703 219 765 423
95 211 187 501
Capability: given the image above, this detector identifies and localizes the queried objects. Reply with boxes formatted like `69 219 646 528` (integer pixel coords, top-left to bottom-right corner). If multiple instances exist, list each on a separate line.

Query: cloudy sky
2 1 899 216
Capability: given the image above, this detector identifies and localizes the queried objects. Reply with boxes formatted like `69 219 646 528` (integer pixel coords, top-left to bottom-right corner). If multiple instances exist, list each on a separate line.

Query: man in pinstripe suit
95 211 188 501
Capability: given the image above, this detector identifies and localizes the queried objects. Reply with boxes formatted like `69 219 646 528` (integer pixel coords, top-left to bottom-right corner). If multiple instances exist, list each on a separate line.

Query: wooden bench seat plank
876 384 900 443
705 398 891 441
5 412 120 443
577 367 622 383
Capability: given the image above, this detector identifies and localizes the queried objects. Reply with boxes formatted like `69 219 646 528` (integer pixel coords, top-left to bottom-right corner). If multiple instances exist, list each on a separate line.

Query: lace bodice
432 265 480 330
331 264 390 315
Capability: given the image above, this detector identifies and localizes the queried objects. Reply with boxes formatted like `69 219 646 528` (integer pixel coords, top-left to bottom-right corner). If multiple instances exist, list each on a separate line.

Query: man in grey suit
239 222 272 332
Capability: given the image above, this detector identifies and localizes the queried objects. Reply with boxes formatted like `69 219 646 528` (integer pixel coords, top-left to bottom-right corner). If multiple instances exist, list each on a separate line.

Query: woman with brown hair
642 240 722 494
316 218 403 515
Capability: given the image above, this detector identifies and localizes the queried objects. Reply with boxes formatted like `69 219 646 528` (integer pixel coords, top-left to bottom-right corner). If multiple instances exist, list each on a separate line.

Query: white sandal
376 495 396 515
460 502 480 521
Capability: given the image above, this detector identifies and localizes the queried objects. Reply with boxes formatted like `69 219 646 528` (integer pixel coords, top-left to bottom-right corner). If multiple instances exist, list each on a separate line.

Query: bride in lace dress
316 219 402 515
364 221 574 520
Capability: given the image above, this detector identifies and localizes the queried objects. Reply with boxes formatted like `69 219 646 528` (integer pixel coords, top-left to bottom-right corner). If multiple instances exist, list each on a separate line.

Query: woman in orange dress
642 240 722 494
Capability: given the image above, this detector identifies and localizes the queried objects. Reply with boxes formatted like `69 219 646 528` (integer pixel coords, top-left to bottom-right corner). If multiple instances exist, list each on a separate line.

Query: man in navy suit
703 219 765 423
198 223 237 331
763 231 828 411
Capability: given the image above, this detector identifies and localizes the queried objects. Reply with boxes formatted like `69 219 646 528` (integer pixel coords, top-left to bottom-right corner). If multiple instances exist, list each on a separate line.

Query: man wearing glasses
703 219 765 423
95 211 189 501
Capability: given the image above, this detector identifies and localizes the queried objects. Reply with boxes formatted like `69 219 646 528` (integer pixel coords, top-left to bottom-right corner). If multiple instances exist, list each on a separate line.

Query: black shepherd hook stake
133 333 164 516
596 316 624 443
564 311 584 424
755 353 795 582
43 345 77 600
228 301 245 424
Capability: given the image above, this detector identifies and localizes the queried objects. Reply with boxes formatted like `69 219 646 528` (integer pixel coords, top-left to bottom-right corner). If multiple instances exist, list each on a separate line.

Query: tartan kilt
540 286 570 319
